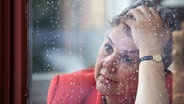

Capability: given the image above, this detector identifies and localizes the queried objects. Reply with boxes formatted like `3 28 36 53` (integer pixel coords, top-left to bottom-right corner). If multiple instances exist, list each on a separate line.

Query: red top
47 68 172 104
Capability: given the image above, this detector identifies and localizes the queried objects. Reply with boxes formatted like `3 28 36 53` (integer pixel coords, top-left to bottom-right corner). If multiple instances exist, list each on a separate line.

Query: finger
149 7 159 16
136 5 151 17
127 8 144 21
121 22 132 36
124 19 135 28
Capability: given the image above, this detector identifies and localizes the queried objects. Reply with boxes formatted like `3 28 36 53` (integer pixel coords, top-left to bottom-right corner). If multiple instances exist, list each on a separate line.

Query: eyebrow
107 36 138 54
122 24 132 37
107 36 114 45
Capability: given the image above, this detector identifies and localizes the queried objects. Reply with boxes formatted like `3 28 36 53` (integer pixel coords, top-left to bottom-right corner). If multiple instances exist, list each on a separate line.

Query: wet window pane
29 0 132 103
29 0 184 103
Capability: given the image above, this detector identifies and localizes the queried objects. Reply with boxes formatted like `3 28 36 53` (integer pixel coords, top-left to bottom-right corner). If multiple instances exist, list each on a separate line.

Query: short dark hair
110 0 180 69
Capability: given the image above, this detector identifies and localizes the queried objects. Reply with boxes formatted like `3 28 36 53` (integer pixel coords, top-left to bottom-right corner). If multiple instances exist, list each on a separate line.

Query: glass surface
29 0 184 103
29 0 131 103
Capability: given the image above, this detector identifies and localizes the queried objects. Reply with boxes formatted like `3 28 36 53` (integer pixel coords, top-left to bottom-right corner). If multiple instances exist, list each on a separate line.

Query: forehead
109 23 131 37
107 24 137 50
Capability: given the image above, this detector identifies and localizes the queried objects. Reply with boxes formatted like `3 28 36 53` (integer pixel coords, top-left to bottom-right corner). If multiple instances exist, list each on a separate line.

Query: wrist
139 48 163 58
139 55 163 63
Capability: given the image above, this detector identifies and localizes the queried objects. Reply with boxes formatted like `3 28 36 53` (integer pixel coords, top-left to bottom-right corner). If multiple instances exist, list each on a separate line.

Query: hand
124 5 170 56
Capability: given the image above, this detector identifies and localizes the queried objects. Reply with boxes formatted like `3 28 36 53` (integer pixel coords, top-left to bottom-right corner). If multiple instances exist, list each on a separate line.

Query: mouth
100 74 118 84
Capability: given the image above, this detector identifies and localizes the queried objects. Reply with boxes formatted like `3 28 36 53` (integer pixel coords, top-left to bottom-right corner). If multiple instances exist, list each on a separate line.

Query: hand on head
124 5 170 55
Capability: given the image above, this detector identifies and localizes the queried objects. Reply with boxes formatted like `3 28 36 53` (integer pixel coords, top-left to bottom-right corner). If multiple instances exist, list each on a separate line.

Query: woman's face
94 24 139 97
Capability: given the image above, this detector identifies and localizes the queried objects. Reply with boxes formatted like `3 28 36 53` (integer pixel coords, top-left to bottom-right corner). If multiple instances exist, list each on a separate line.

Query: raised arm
125 5 170 104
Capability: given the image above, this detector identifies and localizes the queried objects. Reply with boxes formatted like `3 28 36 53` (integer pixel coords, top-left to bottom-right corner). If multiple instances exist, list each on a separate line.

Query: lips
100 74 118 84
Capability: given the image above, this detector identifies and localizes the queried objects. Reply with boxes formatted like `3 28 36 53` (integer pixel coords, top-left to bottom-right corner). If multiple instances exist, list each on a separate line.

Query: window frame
0 0 28 104
0 0 184 104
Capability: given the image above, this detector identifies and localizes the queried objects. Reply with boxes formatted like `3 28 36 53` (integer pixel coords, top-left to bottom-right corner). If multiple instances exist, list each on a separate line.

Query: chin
96 82 107 95
96 80 119 96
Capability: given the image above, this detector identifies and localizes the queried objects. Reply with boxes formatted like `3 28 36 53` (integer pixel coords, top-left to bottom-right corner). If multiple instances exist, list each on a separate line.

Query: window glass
29 0 131 103
29 0 184 103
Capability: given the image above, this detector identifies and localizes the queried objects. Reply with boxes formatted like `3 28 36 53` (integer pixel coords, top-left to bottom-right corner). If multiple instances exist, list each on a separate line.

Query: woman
47 1 178 104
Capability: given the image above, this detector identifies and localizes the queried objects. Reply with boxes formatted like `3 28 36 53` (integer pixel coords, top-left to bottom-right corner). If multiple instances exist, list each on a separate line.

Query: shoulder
56 68 95 86
47 68 96 104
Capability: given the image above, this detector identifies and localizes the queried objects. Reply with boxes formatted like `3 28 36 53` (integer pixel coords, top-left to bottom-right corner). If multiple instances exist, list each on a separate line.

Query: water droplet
111 68 115 72
47 64 50 67
69 51 72 55
80 90 83 94
160 34 164 37
70 82 73 85
79 56 82 59
117 92 121 95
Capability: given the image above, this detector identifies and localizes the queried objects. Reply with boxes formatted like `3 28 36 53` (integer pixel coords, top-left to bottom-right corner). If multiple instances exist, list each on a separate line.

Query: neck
105 94 136 104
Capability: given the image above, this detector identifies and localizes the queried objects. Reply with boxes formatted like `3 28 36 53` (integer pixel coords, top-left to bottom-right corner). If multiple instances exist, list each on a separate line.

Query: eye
121 55 133 64
104 43 113 54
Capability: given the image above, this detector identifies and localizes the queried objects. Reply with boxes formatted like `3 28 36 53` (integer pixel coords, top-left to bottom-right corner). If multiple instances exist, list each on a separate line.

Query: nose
102 53 118 73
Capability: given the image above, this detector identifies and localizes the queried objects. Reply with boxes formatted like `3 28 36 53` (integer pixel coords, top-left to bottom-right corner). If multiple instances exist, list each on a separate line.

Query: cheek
117 67 138 84
95 46 107 69
94 54 104 79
